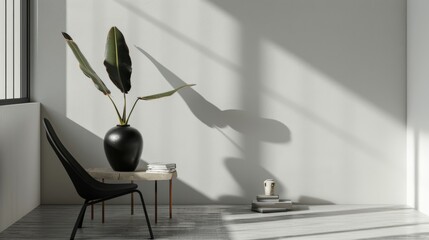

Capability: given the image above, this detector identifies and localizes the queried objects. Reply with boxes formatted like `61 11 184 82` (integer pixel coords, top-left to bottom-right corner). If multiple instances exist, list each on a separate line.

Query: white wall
0 103 40 232
407 0 429 214
34 0 407 204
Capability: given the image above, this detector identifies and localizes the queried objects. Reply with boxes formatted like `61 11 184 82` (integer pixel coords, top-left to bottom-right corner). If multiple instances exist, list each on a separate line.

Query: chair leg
71 202 88 240
78 204 88 228
136 191 154 239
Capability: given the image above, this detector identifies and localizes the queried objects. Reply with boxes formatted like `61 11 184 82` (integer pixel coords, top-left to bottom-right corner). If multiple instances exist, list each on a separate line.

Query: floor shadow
292 205 310 211
297 196 335 205
225 206 410 225
362 232 429 240
136 47 291 144
256 223 429 240
0 205 231 239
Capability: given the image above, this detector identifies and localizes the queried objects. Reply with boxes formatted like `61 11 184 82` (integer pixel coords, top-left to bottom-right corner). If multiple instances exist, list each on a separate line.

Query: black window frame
0 0 30 105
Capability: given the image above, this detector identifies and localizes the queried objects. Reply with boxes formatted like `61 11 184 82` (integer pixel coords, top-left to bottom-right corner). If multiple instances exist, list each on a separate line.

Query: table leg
131 180 134 215
102 178 105 223
169 179 172 219
155 180 158 224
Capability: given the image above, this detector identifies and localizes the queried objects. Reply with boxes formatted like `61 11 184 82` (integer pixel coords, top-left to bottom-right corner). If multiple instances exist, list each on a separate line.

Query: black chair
43 118 154 239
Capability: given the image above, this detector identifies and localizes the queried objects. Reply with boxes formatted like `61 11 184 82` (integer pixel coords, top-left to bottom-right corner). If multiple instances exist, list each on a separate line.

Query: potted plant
62 26 194 171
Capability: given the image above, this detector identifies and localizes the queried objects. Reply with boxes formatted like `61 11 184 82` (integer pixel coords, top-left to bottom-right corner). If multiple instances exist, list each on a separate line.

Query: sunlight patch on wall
259 40 405 203
65 0 406 204
406 127 416 208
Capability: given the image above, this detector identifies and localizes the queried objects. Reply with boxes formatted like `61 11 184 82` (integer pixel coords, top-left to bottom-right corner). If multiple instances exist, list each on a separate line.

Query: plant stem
122 93 127 123
125 98 140 125
108 94 124 125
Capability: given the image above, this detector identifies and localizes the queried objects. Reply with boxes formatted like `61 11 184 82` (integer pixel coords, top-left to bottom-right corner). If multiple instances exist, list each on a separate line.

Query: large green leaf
104 27 132 94
139 84 195 100
62 32 111 95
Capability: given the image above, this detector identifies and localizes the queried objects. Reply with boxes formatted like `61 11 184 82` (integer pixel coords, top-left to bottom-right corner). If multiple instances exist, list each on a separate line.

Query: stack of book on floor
251 195 293 213
146 163 176 173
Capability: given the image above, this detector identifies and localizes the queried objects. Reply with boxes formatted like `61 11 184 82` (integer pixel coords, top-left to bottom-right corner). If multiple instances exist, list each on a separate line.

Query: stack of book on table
146 163 176 173
251 195 293 213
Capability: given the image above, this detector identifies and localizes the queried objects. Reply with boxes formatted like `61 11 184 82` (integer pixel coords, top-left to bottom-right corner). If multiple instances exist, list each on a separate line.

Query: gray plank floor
1 205 429 239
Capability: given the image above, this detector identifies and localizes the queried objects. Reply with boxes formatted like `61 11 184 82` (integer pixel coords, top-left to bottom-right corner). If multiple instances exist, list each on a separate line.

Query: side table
86 168 177 224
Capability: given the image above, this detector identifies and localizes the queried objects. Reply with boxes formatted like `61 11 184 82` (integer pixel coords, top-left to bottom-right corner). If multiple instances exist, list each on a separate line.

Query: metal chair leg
136 190 154 239
71 202 88 240
78 204 88 228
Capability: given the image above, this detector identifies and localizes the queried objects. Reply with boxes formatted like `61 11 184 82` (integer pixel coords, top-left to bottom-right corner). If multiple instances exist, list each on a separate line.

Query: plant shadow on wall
61 23 291 203
136 47 290 143
136 47 291 202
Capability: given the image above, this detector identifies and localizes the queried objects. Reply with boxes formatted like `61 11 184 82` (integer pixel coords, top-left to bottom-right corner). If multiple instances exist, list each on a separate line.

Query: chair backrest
43 118 100 200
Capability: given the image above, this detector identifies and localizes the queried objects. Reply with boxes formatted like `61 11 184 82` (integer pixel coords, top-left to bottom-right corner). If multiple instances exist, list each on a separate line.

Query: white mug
264 179 275 195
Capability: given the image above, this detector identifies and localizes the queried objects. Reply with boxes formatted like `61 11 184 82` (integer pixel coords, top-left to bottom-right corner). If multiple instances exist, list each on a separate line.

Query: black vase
104 125 143 171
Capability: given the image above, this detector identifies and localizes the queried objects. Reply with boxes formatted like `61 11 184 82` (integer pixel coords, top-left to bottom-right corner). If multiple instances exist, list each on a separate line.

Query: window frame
0 0 29 106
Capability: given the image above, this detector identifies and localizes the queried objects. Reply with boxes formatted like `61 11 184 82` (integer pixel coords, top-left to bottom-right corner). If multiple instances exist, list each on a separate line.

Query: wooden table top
86 168 177 181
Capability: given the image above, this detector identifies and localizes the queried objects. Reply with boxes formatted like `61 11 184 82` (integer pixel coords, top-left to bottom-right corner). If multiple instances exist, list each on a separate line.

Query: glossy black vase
104 125 142 171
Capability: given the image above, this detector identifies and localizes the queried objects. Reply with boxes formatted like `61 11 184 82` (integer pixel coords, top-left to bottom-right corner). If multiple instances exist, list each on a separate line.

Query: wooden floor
1 205 429 239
